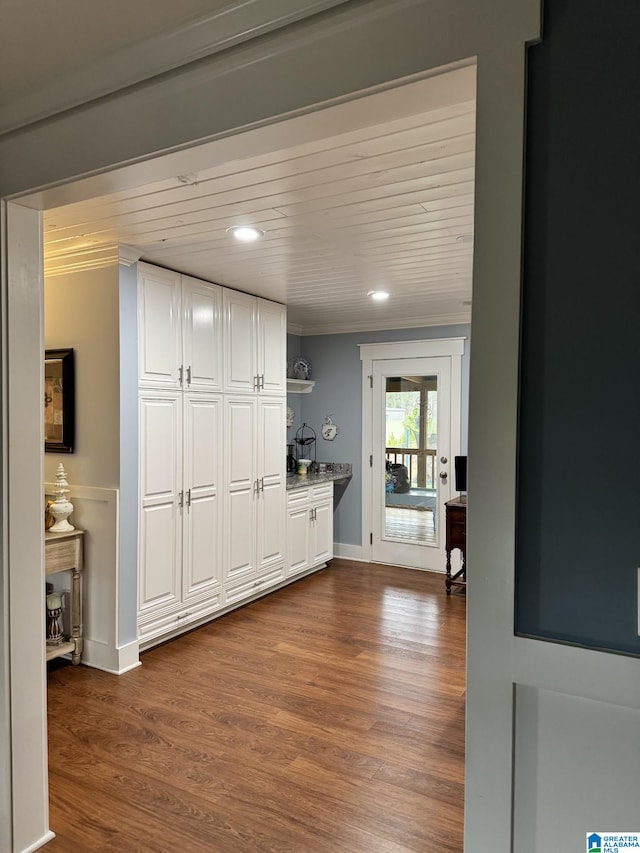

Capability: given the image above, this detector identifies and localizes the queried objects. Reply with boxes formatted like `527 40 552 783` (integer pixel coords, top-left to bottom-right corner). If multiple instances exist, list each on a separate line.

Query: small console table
45 529 84 664
445 496 466 594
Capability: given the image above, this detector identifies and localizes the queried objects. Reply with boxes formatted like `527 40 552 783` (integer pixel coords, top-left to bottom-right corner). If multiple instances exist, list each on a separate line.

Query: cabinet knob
439 471 448 481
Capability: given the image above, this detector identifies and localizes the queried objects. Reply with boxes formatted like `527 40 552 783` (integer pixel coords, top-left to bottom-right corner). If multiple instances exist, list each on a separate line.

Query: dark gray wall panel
516 0 640 654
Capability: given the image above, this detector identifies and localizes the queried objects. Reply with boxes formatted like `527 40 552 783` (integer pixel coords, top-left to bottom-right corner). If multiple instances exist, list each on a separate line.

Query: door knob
439 471 448 481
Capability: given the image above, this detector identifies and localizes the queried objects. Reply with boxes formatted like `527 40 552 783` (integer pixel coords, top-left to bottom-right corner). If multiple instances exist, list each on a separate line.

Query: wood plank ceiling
43 67 476 334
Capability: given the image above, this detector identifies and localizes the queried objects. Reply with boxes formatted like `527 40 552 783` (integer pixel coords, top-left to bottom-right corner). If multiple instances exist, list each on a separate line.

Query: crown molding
286 322 305 337
118 245 143 266
294 311 471 336
44 245 121 277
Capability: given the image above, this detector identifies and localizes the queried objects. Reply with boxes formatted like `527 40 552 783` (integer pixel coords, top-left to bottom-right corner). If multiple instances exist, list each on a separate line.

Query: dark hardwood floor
45 559 466 852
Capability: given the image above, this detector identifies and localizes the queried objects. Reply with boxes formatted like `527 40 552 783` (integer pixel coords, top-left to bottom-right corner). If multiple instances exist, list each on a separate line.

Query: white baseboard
332 543 365 561
21 830 55 852
83 638 140 675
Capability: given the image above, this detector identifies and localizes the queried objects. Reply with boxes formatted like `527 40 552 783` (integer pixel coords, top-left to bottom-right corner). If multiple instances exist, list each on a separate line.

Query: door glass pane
384 374 438 545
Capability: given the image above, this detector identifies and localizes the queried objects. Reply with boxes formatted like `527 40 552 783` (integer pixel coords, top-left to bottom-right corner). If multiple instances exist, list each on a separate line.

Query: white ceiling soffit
0 0 351 134
44 66 476 335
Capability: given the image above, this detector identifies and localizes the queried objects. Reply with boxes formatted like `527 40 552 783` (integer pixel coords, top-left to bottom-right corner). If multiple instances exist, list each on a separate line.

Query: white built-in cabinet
137 262 296 648
223 396 286 605
138 390 223 644
138 265 222 391
286 482 334 578
223 288 287 395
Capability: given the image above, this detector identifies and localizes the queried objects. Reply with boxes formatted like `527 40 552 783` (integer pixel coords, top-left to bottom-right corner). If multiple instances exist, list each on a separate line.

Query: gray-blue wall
516 0 640 655
288 324 470 547
118 262 139 646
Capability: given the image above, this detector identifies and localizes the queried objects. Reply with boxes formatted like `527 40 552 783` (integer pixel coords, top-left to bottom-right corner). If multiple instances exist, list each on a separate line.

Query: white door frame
360 338 464 565
1 2 554 850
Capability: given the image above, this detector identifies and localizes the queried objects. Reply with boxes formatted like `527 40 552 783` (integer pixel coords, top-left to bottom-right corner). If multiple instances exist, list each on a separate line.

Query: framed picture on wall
44 348 75 453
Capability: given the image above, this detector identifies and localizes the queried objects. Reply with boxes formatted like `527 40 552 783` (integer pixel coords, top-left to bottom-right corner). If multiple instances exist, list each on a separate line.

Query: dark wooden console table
445 496 466 594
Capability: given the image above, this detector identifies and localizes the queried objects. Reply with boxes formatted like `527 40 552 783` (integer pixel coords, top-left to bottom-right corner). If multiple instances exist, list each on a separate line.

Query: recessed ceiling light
227 225 265 243
368 290 389 301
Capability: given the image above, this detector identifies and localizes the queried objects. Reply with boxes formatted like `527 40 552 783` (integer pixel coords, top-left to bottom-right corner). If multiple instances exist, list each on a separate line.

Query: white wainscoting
45 483 140 674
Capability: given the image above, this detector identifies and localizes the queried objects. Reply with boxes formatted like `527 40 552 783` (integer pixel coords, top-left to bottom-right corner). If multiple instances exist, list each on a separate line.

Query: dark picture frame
44 348 75 453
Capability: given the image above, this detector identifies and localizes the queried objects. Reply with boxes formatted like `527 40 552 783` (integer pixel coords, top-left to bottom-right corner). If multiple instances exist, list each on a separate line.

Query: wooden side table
445 496 466 594
45 529 84 664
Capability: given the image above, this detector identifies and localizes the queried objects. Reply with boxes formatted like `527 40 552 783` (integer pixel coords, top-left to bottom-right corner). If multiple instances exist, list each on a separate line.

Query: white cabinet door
310 499 333 566
182 394 223 601
287 505 311 577
182 276 222 392
138 391 182 616
223 289 256 393
138 263 182 388
257 298 286 395
224 396 257 582
256 399 286 573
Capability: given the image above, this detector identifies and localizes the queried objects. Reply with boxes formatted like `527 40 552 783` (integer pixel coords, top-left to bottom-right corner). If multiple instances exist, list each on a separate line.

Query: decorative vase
49 463 75 532
46 591 63 645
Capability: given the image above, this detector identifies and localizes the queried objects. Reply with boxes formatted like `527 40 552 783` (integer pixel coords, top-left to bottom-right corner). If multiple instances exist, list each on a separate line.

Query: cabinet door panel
224 397 257 581
310 499 333 566
287 506 310 577
139 392 182 503
138 264 181 387
257 298 286 395
257 399 285 571
259 399 285 484
139 503 181 612
224 289 256 392
257 479 285 572
183 394 222 600
182 276 222 391
138 391 182 616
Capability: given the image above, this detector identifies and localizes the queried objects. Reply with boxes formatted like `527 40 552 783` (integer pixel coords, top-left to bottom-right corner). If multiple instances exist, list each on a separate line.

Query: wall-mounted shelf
287 379 315 394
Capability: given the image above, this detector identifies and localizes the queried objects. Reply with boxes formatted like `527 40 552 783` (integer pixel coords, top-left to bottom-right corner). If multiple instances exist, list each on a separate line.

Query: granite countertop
286 463 352 490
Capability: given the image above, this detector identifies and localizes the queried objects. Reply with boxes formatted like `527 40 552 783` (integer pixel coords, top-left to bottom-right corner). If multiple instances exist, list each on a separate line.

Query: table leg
446 548 452 595
70 566 83 665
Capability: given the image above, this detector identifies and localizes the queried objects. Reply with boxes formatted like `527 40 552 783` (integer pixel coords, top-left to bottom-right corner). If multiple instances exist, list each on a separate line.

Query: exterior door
371 356 454 571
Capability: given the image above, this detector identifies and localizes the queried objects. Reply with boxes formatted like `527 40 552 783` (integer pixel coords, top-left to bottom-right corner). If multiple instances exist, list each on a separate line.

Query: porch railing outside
385 447 436 489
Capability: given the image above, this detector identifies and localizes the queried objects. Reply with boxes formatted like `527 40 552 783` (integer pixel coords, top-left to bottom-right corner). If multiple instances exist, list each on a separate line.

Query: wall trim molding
332 543 365 561
21 830 56 853
297 313 471 337
0 0 354 136
44 244 120 277
83 639 141 676
118 245 142 267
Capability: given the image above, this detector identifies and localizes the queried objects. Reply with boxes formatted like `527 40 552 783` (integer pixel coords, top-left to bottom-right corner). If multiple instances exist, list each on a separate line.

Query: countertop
286 464 352 490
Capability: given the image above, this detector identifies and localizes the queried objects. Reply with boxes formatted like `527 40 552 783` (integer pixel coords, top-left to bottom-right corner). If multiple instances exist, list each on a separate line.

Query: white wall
44 266 120 487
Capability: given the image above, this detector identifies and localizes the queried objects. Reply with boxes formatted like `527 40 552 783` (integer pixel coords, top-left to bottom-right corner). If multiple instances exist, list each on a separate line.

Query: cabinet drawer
287 487 310 507
311 483 333 501
224 564 285 607
138 594 222 644
45 537 82 574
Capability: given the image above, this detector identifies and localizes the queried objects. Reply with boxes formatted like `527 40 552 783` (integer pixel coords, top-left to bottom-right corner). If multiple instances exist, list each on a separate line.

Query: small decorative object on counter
49 463 75 532
297 458 311 475
321 414 339 441
46 591 63 645
294 423 316 463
